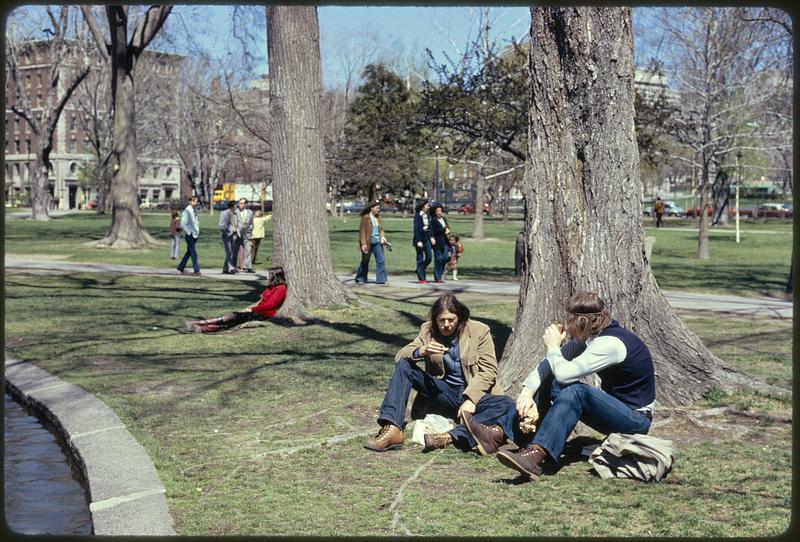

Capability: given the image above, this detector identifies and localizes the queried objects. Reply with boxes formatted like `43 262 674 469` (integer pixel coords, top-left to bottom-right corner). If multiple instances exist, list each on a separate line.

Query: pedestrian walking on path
355 201 389 285
251 210 270 266
177 196 201 275
413 199 433 284
218 201 238 274
430 202 450 283
234 198 255 272
169 210 181 260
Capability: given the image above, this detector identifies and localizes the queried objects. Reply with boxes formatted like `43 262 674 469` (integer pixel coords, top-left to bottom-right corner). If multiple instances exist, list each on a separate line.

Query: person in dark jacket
430 202 451 283
412 199 433 283
461 291 655 480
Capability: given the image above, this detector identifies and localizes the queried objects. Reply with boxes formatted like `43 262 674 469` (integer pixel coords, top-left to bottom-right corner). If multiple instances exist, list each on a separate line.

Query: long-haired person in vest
462 291 655 479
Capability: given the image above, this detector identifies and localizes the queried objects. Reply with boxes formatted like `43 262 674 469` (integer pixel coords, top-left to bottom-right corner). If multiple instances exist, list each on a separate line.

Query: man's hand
380 236 387 245
543 323 567 349
416 241 423 248
361 244 368 253
419 340 447 357
431 238 436 246
458 399 476 419
516 386 535 417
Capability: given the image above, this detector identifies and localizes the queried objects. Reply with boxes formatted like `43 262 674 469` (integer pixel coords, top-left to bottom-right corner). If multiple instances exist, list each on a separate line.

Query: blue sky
186 5 531 87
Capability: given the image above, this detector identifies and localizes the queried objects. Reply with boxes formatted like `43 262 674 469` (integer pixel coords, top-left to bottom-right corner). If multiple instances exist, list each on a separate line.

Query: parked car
757 203 793 218
458 202 490 214
643 200 685 217
685 206 756 218
343 202 365 214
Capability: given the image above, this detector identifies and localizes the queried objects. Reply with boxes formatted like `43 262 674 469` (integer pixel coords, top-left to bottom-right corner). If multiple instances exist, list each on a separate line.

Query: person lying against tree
458 291 655 479
364 292 504 453
185 266 287 333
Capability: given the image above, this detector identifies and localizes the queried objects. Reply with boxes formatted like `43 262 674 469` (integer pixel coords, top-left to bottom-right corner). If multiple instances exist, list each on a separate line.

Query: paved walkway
5 256 793 319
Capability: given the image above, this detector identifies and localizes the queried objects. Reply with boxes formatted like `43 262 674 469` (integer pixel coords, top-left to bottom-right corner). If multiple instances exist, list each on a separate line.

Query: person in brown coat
365 292 503 453
354 201 389 284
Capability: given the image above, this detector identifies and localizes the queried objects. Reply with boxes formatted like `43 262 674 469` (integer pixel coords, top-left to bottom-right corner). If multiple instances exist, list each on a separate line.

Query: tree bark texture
266 5 356 319
90 5 170 248
498 7 773 407
472 160 486 239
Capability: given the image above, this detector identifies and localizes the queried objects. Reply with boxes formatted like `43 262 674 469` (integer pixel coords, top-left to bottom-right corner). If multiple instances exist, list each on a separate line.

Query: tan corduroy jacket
395 320 502 410
359 212 385 247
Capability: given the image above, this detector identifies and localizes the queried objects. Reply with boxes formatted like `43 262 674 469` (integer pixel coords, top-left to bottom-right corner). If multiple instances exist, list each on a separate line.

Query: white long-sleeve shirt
522 336 654 412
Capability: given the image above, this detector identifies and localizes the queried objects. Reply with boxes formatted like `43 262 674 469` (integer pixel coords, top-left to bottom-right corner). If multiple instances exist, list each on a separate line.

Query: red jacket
251 284 287 317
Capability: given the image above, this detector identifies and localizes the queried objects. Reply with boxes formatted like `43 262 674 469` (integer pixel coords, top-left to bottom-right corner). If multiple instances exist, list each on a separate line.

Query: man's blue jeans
355 241 387 284
178 234 200 272
433 242 449 281
471 363 651 462
378 358 475 448
415 239 432 281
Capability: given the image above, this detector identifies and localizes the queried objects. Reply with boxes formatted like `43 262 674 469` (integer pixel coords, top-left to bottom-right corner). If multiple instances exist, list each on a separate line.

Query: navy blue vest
595 321 656 409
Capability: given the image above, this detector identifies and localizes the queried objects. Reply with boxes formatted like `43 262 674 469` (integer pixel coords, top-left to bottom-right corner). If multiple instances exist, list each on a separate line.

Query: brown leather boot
496 443 548 478
422 432 452 453
193 324 220 333
462 412 507 456
364 423 403 452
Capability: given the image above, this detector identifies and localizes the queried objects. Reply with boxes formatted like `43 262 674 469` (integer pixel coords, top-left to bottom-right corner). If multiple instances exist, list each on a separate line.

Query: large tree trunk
96 9 156 248
499 7 774 407
266 5 356 320
31 149 51 220
697 160 711 260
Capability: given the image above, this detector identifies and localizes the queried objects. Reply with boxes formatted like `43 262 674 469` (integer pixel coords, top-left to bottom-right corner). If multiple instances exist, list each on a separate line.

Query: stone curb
4 358 176 535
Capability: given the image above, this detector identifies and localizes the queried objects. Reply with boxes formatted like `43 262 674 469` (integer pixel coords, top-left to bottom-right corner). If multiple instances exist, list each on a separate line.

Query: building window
15 140 20 153
36 93 42 107
13 163 20 179
26 139 31 154
69 115 76 131
152 166 159 178
69 139 77 153
164 188 173 200
70 162 78 174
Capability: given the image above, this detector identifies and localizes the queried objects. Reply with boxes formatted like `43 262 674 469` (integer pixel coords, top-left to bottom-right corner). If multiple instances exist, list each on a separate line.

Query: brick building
4 40 184 210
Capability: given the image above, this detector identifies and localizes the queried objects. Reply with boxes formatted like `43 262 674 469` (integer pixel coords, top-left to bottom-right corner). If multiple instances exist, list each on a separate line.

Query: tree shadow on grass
651 262 788 295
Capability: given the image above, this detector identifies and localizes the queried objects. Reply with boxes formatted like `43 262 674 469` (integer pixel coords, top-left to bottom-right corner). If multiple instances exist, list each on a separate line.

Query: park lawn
4 271 792 537
3 211 793 296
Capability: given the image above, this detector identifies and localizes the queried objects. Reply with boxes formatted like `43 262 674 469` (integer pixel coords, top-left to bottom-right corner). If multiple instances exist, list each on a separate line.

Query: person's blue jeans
178 234 200 272
433 241 449 281
447 394 528 451
469 363 651 462
530 367 651 462
222 234 236 272
378 358 476 444
415 238 432 281
355 241 387 284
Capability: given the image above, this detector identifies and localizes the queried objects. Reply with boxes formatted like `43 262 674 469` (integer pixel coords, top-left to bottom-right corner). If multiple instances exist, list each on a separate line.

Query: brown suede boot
193 324 220 333
422 432 453 453
364 423 403 452
462 412 507 456
496 443 548 478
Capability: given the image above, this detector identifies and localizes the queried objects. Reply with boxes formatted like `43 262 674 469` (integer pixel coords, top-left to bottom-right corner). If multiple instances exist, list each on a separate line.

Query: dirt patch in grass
5 336 36 349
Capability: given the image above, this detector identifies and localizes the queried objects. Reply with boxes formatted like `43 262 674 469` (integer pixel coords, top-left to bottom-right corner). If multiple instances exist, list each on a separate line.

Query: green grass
4 272 792 536
3 211 793 295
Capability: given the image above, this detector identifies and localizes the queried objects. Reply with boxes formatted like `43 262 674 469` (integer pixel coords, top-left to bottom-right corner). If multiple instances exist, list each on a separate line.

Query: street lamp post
735 151 742 244
434 145 440 203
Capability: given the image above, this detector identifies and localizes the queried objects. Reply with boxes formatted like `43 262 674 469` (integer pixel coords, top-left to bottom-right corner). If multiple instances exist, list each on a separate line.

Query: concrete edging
4 358 176 535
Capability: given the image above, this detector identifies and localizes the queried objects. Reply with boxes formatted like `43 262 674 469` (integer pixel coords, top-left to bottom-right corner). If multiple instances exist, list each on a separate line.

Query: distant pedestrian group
355 198 472 286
